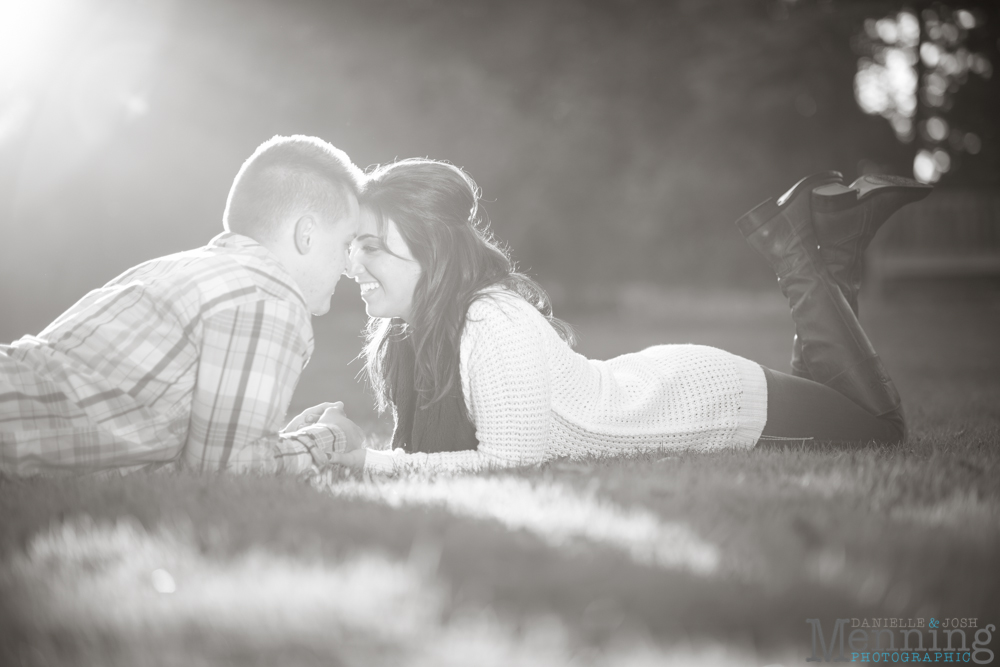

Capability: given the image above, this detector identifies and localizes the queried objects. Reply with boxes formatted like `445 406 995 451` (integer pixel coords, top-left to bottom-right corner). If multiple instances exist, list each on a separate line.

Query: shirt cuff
280 423 346 471
363 448 400 475
309 422 346 453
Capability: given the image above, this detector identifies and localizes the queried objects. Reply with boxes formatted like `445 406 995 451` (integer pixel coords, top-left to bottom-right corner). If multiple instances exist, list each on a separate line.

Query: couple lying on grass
0 135 931 477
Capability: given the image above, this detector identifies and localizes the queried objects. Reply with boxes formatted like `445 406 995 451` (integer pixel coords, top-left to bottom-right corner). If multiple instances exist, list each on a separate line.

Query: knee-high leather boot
788 174 933 379
735 173 905 435
812 174 933 312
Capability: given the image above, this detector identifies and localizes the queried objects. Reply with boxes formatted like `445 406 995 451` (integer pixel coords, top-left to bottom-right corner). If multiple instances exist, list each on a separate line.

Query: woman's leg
736 173 906 439
788 175 932 381
758 366 904 444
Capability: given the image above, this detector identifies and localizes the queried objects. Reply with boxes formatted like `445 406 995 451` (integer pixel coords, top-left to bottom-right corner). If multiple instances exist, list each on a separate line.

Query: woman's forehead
358 208 380 234
357 211 414 260
384 219 415 259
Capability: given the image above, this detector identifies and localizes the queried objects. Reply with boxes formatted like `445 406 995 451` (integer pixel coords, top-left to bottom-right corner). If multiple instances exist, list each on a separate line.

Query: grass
2 285 999 666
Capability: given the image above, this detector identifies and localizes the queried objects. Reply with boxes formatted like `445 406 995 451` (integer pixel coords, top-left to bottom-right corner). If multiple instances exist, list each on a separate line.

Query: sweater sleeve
363 294 551 475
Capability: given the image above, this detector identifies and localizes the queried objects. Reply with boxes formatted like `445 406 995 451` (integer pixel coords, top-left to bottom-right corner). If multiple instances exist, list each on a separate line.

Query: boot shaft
812 175 933 310
737 173 905 418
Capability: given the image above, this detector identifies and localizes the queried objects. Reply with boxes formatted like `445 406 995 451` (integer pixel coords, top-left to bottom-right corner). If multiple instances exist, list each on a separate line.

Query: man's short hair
223 135 364 242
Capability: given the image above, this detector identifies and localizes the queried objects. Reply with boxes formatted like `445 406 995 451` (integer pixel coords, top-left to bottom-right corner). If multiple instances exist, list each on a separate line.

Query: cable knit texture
364 290 768 475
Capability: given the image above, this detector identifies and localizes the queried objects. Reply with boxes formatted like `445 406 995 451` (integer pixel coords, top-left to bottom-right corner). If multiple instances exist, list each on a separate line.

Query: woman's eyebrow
354 234 379 242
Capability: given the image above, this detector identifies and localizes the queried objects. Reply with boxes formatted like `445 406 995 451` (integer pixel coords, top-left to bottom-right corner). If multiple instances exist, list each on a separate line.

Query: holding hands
284 402 368 471
284 401 342 432
316 404 367 470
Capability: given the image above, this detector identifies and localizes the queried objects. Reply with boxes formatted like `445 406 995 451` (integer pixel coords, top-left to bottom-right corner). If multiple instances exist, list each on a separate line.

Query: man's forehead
337 194 361 234
345 193 361 222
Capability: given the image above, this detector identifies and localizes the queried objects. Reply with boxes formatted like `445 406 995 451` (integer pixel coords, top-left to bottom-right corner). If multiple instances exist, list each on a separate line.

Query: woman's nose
344 250 362 278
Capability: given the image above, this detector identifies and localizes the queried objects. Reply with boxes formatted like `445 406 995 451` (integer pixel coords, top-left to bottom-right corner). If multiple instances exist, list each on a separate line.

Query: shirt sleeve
363 294 551 475
0 349 183 475
183 300 344 474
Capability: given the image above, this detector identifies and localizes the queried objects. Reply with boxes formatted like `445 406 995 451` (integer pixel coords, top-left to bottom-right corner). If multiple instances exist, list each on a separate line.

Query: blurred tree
852 1 998 184
3 0 998 341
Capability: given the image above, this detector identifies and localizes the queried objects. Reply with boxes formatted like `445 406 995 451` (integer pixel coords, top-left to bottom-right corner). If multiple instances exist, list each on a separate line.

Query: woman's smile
346 210 422 320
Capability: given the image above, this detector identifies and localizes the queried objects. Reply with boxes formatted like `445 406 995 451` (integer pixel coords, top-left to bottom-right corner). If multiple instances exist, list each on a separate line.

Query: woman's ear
293 215 316 255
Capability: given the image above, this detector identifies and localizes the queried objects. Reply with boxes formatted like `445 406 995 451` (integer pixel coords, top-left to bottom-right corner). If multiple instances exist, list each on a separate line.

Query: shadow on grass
4 459 998 665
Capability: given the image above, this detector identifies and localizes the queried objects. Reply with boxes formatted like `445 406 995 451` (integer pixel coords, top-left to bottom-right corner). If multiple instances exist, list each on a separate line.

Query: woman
330 159 930 475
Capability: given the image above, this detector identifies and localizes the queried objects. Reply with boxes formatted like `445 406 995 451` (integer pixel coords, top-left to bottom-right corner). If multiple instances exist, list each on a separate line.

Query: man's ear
293 215 316 255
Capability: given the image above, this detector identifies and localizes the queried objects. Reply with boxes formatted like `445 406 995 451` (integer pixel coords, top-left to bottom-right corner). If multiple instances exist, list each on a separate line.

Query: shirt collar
209 230 268 252
208 231 310 312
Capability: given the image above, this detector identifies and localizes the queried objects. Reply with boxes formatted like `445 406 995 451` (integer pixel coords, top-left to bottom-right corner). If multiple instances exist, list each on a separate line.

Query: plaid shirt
0 232 343 476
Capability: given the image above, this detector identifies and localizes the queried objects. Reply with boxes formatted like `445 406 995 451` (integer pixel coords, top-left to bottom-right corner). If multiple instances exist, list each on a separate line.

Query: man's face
302 194 360 316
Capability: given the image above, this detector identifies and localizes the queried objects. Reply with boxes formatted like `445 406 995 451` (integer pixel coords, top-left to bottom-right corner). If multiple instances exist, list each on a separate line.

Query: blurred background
1 0 998 423
3 5 999 660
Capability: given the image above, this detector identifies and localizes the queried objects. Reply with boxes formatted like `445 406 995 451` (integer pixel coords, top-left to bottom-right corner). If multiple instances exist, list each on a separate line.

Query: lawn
2 285 999 666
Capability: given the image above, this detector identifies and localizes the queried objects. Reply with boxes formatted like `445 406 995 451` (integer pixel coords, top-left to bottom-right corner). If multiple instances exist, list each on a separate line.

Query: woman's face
346 209 423 321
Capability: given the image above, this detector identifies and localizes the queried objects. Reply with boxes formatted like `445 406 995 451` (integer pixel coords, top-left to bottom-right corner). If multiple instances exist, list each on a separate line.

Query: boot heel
811 183 858 212
735 171 843 236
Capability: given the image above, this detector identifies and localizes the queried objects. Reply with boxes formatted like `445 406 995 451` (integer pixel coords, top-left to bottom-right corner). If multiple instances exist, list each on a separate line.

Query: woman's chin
362 300 388 320
361 294 407 320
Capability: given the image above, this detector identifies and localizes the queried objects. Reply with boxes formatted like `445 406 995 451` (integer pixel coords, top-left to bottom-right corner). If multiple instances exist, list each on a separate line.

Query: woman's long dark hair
361 158 574 415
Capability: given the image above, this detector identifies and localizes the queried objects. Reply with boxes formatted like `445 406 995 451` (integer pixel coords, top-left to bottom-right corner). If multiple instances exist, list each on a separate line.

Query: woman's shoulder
466 287 545 326
460 287 554 379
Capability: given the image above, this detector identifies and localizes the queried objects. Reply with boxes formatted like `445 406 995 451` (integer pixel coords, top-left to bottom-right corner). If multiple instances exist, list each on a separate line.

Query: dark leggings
758 366 905 444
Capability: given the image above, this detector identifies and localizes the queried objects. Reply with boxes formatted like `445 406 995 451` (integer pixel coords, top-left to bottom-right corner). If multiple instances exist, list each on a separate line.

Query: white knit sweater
364 290 768 475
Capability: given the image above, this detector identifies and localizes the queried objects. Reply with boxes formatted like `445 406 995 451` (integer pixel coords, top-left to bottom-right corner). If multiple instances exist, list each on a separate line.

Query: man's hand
283 402 343 432
317 404 367 453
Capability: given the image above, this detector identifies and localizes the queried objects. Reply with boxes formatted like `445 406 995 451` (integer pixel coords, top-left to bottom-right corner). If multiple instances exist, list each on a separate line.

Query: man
0 135 365 475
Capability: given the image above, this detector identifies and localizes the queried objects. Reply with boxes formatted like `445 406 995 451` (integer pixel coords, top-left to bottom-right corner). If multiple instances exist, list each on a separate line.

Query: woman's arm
352 294 553 475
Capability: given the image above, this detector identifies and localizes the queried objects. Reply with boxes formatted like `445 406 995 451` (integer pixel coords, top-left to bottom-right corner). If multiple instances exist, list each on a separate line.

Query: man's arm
0 350 183 475
182 300 346 473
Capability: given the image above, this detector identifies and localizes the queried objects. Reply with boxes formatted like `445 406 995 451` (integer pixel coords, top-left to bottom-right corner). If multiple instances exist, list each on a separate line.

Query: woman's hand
283 401 344 432
316 404 367 453
329 448 367 471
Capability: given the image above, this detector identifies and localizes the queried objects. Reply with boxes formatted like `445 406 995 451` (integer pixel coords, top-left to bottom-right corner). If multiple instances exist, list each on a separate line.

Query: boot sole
812 175 933 212
735 171 843 237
